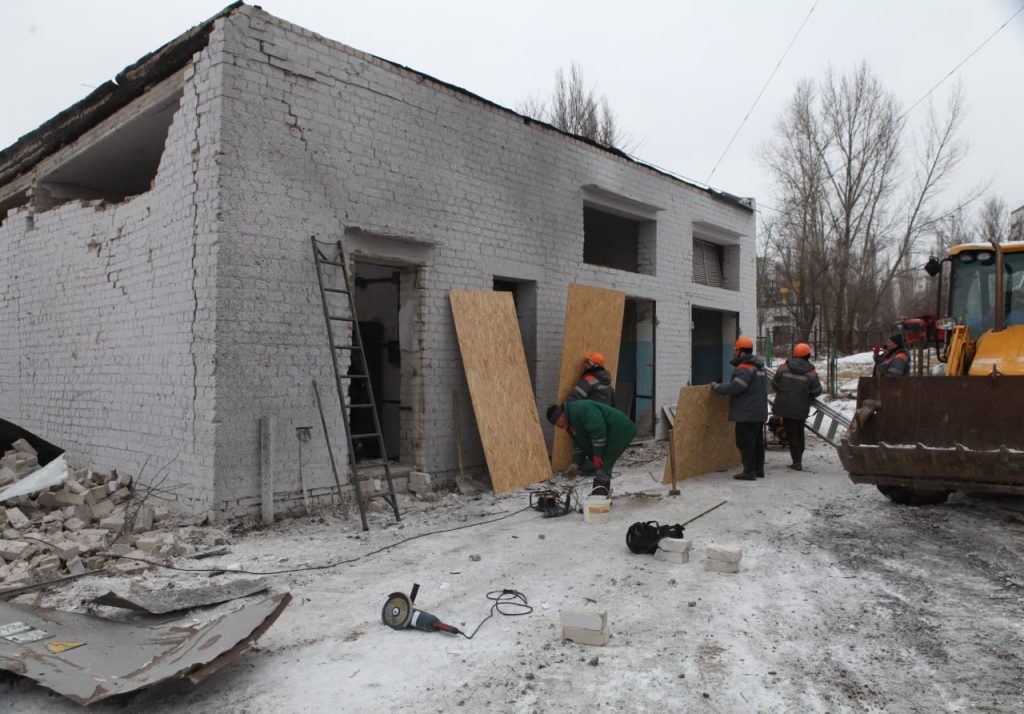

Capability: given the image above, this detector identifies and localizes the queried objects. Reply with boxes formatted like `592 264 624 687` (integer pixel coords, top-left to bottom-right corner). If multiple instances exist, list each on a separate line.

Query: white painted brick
559 607 608 631
706 544 743 563
562 624 609 646
657 537 692 554
704 559 740 574
655 548 689 564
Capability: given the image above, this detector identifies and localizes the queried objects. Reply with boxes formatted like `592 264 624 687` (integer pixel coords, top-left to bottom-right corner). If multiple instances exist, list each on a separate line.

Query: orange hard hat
794 343 811 358
734 336 754 350
585 352 605 367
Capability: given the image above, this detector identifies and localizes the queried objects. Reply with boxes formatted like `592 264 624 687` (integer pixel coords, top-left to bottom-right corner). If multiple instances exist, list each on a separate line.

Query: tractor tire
877 485 951 506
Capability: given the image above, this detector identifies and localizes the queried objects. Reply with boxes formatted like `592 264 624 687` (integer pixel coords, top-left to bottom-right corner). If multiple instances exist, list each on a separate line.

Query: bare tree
760 64 970 350
976 195 1009 243
518 63 632 149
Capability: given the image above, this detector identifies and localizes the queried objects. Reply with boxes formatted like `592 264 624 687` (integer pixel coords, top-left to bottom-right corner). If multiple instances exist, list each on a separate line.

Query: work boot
788 463 803 472
756 470 765 478
592 474 611 497
734 452 757 481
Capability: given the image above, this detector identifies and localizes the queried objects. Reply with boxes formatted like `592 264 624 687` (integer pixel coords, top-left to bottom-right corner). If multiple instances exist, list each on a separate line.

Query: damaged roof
0 1 753 212
0 2 243 189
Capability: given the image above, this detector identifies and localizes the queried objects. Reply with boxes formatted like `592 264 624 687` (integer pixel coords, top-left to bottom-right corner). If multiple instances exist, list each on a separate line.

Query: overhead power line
705 0 819 184
901 2 1024 118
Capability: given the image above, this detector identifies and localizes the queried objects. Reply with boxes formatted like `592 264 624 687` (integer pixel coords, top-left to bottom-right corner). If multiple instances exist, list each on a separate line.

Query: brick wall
208 7 756 513
0 33 226 514
0 6 756 519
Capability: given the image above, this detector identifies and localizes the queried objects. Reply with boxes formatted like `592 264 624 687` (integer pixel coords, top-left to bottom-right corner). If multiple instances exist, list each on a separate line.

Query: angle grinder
381 583 463 636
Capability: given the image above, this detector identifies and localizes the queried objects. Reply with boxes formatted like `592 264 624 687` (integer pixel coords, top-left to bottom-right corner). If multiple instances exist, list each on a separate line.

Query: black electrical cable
459 588 533 640
100 504 532 576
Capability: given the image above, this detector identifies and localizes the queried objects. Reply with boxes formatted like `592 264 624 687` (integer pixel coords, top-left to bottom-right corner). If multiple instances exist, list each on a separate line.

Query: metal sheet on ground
0 593 291 705
663 386 740 482
90 577 269 614
449 291 551 494
552 284 625 470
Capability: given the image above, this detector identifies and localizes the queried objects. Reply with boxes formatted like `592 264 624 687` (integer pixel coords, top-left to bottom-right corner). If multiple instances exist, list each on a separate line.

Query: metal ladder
311 236 401 531
764 367 851 447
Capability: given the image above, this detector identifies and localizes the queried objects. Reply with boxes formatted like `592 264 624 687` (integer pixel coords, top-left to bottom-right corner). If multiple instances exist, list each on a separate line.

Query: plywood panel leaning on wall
449 291 551 494
663 385 741 482
552 284 626 471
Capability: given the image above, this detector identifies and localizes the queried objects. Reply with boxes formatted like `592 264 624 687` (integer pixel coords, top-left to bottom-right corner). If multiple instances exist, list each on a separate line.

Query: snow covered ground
6 428 1024 713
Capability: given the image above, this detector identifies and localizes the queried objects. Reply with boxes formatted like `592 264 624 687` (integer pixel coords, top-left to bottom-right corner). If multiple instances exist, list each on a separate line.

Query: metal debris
0 593 290 705
90 577 269 614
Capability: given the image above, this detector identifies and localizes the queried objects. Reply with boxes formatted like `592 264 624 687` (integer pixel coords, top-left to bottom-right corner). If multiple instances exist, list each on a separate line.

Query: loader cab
946 244 1024 338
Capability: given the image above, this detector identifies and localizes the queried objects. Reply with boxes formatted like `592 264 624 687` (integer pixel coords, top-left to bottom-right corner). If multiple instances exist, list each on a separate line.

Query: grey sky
2 0 1022 219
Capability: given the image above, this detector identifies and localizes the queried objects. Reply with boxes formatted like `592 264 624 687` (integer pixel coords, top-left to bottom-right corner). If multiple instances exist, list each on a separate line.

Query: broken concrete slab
704 559 740 574
562 624 610 646
0 419 69 504
0 455 68 503
90 577 270 614
0 593 291 704
4 508 29 530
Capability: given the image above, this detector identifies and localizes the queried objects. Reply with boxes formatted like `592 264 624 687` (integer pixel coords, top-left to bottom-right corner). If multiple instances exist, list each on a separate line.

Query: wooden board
663 385 741 482
551 284 626 470
449 291 551 493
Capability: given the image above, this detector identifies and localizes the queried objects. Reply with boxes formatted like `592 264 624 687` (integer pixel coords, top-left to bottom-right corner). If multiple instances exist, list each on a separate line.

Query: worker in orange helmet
771 342 822 471
567 352 615 406
564 351 616 477
713 336 768 480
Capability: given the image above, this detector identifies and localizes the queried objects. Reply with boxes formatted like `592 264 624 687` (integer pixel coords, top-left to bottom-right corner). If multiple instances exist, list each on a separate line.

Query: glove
593 455 604 469
565 463 579 478
710 382 718 390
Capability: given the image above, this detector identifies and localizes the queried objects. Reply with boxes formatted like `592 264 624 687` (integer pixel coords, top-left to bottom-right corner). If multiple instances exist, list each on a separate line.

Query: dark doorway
493 278 538 386
616 298 656 437
692 307 739 385
351 262 402 462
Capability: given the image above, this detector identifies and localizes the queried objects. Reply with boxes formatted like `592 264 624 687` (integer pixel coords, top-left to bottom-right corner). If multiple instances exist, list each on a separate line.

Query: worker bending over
547 400 637 497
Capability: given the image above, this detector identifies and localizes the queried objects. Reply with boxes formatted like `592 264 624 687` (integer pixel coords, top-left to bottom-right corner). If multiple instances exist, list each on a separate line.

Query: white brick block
562 624 609 646
655 547 689 564
704 559 740 574
559 607 608 631
706 544 743 563
657 537 692 554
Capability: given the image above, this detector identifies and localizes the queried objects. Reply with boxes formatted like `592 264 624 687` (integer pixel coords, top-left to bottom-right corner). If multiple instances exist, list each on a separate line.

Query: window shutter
693 239 724 288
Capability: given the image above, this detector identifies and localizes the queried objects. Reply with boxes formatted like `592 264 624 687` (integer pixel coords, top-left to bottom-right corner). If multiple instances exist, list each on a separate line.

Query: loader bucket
838 375 1024 496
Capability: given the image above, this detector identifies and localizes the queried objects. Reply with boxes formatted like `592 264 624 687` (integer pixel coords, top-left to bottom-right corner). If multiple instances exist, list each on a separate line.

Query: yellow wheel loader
839 240 1024 505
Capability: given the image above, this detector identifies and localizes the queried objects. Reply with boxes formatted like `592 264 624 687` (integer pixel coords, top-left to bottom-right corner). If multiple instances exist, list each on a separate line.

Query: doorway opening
351 260 421 465
493 278 538 386
616 298 656 437
691 307 738 385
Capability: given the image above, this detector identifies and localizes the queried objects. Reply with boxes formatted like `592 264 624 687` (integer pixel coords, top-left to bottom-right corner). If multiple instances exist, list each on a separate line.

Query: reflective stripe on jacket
771 357 823 419
714 354 768 423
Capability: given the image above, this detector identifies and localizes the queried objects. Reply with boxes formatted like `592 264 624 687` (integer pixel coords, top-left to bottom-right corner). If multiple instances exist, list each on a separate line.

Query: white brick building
0 5 756 517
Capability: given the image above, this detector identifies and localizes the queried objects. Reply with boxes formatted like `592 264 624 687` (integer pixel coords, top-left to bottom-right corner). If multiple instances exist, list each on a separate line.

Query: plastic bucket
583 496 611 524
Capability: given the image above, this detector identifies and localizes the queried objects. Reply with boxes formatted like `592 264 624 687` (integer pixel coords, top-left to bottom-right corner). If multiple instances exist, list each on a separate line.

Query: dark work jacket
567 366 615 405
875 349 910 377
714 354 768 423
771 357 823 420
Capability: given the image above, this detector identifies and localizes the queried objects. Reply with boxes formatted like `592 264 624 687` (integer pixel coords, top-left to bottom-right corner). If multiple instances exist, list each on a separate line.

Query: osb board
449 291 551 493
663 385 741 482
552 284 626 470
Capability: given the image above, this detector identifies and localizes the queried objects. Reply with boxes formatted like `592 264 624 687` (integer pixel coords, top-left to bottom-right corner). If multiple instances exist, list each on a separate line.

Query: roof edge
0 2 243 188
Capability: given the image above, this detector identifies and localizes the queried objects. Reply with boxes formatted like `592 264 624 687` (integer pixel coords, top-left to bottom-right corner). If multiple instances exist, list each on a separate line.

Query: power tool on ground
381 583 462 635
529 489 574 518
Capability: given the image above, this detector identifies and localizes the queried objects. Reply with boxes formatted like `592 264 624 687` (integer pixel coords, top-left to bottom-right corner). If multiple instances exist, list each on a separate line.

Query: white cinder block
562 624 609 646
704 559 740 574
655 547 689 564
706 544 743 563
657 537 692 554
559 607 608 631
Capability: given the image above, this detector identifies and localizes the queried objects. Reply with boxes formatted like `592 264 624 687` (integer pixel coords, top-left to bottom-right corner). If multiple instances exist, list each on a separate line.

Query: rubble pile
0 439 188 588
